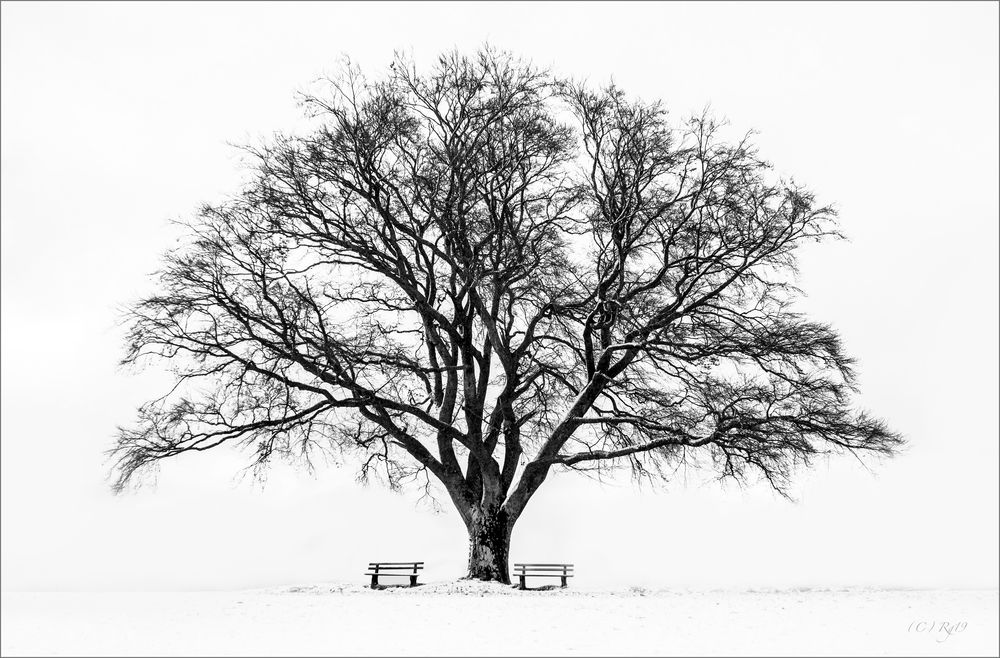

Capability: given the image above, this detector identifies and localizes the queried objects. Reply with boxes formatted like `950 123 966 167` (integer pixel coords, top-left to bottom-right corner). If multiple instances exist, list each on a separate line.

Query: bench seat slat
365 572 421 577
514 573 574 578
368 562 424 566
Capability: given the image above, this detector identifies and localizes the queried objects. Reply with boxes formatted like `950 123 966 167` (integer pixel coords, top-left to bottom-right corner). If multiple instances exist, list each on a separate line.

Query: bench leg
518 575 526 590
409 574 417 587
370 574 378 589
560 575 568 588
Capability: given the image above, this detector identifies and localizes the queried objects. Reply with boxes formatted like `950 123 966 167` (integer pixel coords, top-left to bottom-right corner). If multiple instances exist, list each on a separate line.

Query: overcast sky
2 1 997 592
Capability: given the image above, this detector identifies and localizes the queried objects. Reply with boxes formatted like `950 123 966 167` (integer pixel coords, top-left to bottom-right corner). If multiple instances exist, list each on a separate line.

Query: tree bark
465 504 512 583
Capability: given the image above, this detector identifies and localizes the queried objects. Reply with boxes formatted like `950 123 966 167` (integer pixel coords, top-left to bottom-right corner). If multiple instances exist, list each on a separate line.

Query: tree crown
114 48 901 520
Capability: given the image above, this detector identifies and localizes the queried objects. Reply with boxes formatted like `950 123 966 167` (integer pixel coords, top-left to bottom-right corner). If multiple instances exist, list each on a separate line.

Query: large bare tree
113 48 901 583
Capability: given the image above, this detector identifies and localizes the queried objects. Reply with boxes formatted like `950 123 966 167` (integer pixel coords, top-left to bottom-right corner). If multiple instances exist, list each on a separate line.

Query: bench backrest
368 562 424 573
513 563 574 574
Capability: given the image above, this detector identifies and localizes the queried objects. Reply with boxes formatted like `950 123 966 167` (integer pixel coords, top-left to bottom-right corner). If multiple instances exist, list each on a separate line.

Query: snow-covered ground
2 583 996 656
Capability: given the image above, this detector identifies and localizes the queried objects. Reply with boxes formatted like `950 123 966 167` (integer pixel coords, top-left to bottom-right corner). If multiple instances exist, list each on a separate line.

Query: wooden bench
365 561 423 588
513 563 574 589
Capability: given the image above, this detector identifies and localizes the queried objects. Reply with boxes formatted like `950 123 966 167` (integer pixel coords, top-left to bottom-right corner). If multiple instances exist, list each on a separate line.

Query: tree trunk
465 504 512 583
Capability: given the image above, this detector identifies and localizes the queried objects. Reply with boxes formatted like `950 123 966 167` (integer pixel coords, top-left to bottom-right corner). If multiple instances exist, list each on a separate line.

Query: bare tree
113 48 902 583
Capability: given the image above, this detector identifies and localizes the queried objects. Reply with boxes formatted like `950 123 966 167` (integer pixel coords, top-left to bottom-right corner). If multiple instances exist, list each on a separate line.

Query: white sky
2 1 997 592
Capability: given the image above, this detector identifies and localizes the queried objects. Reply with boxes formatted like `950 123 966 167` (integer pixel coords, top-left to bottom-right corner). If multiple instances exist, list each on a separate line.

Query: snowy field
2 583 996 656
